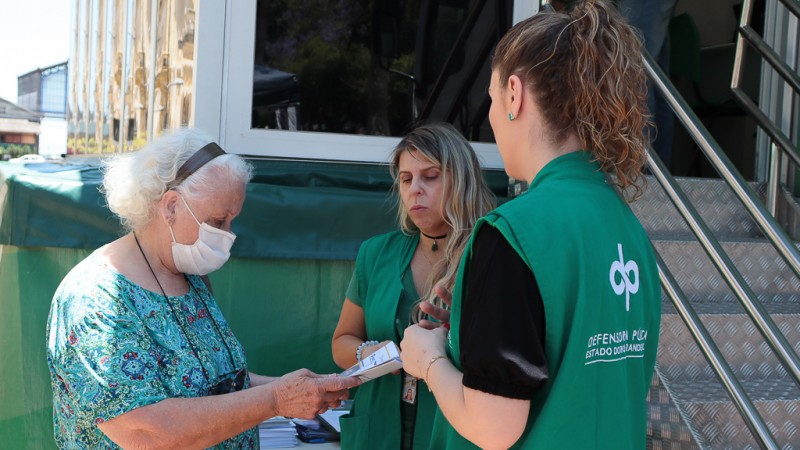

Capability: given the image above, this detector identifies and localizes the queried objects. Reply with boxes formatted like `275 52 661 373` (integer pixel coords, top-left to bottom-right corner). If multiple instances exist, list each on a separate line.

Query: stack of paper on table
293 416 343 442
258 416 298 448
340 341 403 381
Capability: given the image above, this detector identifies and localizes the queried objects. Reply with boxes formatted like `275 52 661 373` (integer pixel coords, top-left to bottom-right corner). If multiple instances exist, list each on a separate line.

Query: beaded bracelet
356 340 380 362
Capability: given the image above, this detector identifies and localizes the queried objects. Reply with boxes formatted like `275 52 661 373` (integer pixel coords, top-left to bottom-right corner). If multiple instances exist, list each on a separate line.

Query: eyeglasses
209 367 248 395
147 273 246 396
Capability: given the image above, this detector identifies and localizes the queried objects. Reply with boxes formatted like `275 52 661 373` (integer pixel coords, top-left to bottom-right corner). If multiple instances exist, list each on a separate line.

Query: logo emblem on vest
609 243 639 311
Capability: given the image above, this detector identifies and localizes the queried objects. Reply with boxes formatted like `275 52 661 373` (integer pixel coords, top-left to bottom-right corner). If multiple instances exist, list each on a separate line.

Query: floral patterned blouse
46 250 257 449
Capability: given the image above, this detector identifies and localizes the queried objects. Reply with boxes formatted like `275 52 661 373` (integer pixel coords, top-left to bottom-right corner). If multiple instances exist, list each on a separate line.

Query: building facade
18 62 68 157
0 97 41 158
67 0 535 167
68 0 196 154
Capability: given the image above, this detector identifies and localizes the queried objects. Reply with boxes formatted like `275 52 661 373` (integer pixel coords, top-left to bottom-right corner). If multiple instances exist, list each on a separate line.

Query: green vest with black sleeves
428 151 660 449
339 231 436 450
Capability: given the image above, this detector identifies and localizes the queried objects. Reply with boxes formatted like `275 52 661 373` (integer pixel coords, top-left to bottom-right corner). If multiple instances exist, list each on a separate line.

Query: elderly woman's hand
271 369 361 419
400 325 448 379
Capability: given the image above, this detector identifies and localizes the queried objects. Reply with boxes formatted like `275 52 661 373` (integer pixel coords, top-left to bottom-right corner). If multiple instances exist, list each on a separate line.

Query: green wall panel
209 257 354 376
0 246 92 449
0 245 354 449
0 159 509 447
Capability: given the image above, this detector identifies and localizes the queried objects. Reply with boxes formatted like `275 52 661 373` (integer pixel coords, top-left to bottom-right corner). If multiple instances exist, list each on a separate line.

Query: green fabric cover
0 160 508 260
0 158 508 448
0 246 354 449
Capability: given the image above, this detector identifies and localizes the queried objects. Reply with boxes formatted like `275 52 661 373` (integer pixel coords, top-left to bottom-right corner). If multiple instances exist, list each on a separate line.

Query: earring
508 112 515 121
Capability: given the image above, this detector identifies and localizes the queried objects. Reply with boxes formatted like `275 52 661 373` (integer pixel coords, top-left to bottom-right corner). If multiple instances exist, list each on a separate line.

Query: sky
0 0 71 104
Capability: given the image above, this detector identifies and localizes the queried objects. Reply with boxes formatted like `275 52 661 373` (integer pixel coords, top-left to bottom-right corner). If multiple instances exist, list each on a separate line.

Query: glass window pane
252 0 512 143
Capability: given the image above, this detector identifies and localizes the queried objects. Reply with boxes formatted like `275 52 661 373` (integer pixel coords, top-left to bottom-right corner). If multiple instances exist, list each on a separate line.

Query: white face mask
169 195 236 275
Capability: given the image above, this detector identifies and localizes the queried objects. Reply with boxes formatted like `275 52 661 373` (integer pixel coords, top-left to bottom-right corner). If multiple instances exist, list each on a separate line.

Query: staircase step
631 177 767 239
660 293 800 315
658 314 800 383
670 376 800 402
632 176 800 448
663 378 800 449
653 239 800 300
656 311 800 448
648 370 702 450
778 185 800 241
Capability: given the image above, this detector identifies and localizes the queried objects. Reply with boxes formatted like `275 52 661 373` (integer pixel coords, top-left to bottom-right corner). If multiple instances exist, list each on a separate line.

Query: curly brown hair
491 0 650 195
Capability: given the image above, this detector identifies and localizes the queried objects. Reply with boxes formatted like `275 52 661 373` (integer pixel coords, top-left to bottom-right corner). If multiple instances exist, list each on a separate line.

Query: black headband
167 142 226 189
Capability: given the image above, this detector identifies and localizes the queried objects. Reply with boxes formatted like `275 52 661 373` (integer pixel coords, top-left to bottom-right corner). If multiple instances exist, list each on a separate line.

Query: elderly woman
46 129 360 449
400 1 661 449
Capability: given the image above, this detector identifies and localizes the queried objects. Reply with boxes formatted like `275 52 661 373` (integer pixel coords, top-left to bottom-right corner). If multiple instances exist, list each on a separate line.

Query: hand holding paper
272 369 361 419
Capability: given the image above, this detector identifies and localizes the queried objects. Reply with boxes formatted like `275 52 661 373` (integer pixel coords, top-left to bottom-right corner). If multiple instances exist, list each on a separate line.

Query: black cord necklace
420 231 447 252
132 232 237 383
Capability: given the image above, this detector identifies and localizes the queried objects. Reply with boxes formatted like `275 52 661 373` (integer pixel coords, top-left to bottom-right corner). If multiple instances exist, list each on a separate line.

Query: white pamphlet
340 341 403 381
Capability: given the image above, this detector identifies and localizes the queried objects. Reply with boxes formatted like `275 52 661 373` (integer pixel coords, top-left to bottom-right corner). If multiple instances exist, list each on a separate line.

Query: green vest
339 231 436 450
429 152 661 449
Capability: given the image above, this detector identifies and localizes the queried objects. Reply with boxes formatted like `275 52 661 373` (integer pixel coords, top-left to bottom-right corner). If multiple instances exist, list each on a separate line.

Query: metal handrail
731 0 800 213
652 248 778 449
644 52 800 387
737 24 800 95
615 146 780 447
646 51 800 285
777 0 800 20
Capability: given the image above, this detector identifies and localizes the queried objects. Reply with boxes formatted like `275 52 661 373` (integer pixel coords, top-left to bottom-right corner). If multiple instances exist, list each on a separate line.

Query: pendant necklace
132 232 237 384
420 231 447 252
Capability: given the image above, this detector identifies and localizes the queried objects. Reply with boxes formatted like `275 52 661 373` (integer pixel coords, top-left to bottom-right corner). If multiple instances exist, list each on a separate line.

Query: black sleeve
460 225 549 400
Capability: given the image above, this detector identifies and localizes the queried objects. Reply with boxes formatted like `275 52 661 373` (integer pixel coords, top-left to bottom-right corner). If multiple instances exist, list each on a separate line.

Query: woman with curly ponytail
400 2 661 449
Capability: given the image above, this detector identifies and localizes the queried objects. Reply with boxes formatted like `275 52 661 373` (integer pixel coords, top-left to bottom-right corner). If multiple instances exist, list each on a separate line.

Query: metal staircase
636 177 800 449
632 0 800 447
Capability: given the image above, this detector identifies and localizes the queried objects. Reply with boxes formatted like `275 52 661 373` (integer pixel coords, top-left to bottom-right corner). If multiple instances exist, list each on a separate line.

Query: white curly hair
101 128 253 231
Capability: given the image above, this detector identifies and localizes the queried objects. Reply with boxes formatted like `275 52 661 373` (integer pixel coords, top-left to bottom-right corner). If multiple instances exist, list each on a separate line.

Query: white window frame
194 0 539 168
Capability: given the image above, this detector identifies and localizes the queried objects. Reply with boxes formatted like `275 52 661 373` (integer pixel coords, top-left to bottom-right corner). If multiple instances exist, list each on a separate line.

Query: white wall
38 117 67 157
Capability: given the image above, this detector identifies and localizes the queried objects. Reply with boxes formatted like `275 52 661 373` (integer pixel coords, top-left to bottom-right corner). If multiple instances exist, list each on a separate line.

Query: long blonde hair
390 123 496 323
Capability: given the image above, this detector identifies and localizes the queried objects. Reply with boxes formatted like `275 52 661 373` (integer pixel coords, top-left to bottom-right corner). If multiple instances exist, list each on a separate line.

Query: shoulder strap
200 275 213 295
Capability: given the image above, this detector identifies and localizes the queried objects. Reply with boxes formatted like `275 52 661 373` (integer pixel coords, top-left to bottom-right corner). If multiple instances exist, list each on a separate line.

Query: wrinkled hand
418 285 452 330
400 325 448 379
272 369 361 419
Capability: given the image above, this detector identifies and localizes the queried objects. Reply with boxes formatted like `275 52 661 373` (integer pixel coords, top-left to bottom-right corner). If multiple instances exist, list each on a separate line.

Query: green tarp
0 245 355 448
0 160 508 259
0 159 508 448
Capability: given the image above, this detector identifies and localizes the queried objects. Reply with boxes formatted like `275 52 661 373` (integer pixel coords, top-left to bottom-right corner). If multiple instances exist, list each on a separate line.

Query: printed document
340 341 403 381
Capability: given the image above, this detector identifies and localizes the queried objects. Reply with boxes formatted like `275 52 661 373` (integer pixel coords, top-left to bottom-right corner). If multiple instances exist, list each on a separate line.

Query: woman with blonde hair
332 122 495 450
400 1 661 449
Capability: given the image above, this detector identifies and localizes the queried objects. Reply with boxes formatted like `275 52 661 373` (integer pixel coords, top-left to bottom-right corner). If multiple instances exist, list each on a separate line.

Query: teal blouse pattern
46 251 257 449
